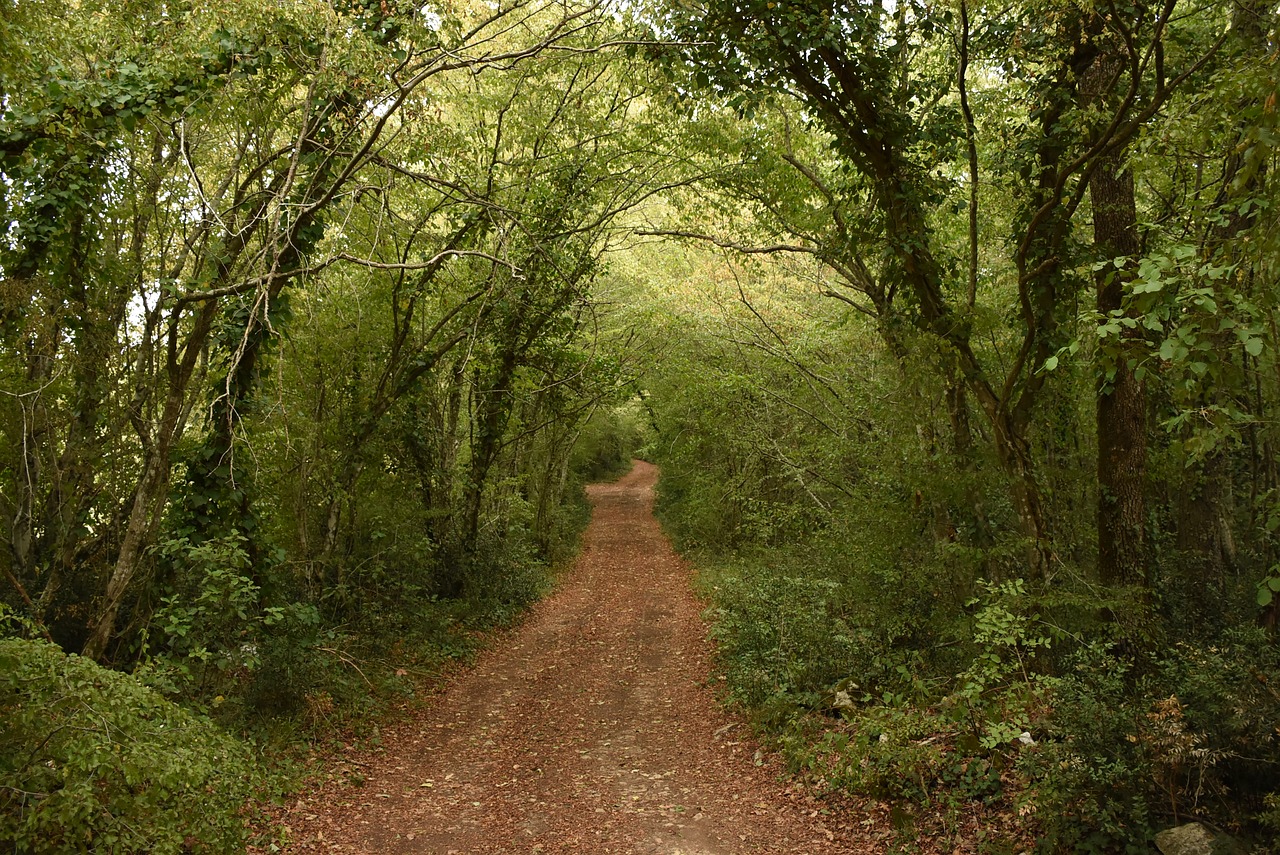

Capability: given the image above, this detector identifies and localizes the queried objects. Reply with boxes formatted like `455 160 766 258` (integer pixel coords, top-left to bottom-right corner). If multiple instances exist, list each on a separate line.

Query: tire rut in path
281 462 868 854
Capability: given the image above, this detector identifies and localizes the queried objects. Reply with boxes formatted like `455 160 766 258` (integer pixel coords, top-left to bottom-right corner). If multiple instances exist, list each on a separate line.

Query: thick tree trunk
1096 361 1146 586
1089 143 1147 587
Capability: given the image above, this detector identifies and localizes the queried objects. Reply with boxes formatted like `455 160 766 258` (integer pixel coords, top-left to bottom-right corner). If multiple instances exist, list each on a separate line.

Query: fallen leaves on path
269 462 879 854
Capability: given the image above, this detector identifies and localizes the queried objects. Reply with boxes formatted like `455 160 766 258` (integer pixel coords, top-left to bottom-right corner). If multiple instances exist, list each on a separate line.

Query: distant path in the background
276 461 872 854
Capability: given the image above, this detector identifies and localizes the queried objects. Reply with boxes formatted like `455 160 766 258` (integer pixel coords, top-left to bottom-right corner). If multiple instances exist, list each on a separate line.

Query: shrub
1014 630 1280 852
144 533 263 701
1153 626 1280 824
701 552 887 711
0 637 258 854
1016 645 1155 854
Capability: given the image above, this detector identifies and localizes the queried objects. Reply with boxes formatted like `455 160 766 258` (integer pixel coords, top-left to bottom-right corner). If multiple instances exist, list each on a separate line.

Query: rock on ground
1155 823 1247 855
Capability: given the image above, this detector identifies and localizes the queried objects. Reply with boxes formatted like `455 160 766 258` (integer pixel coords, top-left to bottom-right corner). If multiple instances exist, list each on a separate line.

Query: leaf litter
264 462 880 854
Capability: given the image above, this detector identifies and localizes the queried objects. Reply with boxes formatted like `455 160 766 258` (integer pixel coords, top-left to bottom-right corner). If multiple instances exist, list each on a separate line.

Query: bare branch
173 249 517 307
637 228 816 255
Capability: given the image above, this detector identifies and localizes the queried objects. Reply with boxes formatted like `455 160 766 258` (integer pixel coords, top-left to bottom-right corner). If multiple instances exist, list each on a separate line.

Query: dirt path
278 462 872 854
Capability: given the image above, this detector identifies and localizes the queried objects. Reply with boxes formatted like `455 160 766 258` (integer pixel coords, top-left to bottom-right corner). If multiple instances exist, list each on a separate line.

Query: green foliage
143 534 262 696
1262 794 1280 837
701 553 884 712
242 601 328 717
1077 242 1269 459
640 206 1280 847
1153 628 1280 827
571 402 648 481
0 637 258 854
1015 646 1155 853
950 580 1055 752
4 0 1280 850
1256 567 1280 608
1012 631 1280 852
457 522 558 622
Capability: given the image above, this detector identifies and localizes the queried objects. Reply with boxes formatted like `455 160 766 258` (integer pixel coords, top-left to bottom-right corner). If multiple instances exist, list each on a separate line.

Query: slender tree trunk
82 447 169 660
82 300 218 661
462 351 520 558
990 408 1052 575
1175 0 1268 590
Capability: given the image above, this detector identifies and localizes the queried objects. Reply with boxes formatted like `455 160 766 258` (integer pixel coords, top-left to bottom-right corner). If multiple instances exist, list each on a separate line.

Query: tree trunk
82 446 169 661
1177 453 1236 586
82 300 218 662
991 409 1052 577
1088 129 1147 587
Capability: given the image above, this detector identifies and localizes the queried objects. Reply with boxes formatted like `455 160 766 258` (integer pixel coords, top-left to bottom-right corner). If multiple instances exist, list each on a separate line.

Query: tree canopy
2 0 1280 849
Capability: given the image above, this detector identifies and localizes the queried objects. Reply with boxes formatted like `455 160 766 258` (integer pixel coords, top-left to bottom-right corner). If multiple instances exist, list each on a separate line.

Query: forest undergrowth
646 328 1280 852
5 0 1280 851
1 430 634 854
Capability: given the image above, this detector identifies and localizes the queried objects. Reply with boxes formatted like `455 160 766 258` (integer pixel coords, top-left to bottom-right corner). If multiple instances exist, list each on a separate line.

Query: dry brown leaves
259 463 891 854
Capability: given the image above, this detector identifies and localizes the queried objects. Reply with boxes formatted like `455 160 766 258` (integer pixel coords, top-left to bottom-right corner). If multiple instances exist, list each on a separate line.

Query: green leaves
1078 241 1268 456
0 638 260 854
1258 571 1280 607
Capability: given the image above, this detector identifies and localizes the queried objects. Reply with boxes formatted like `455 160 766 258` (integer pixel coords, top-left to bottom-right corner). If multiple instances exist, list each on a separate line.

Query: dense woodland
2 0 1279 851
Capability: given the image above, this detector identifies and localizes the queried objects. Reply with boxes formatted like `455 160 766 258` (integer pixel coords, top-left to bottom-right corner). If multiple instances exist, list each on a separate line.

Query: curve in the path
280 461 868 854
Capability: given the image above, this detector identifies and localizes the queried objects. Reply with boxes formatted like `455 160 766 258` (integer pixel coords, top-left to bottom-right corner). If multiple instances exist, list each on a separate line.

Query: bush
0 637 259 854
698 547 895 711
1015 630 1280 852
144 533 263 701
1154 626 1280 826
1016 645 1155 853
459 524 556 624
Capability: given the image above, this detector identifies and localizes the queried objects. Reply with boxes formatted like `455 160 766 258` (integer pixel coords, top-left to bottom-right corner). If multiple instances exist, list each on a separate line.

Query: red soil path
276 461 873 854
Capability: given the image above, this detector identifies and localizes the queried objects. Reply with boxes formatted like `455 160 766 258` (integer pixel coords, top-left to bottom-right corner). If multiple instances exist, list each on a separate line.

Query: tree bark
1088 131 1147 587
82 300 218 661
1175 0 1269 590
1177 454 1236 585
